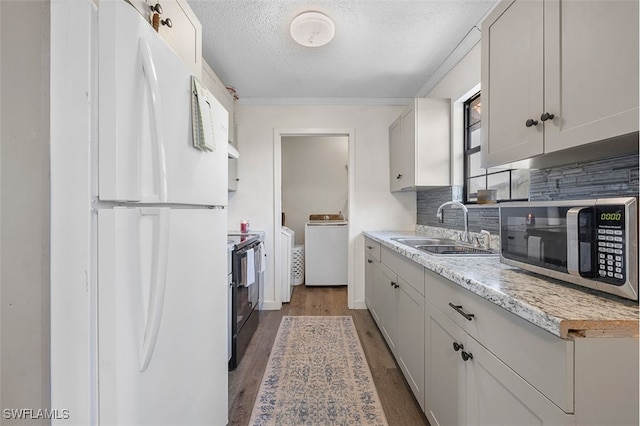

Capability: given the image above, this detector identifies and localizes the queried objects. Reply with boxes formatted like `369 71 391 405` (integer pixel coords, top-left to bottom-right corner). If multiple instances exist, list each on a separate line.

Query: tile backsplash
417 152 639 235
417 186 500 234
529 153 638 200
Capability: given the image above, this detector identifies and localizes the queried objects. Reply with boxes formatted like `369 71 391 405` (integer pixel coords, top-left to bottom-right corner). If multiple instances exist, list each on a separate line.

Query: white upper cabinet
201 60 238 191
124 0 203 79
202 60 235 144
389 117 403 192
389 98 451 192
155 0 202 79
481 0 639 168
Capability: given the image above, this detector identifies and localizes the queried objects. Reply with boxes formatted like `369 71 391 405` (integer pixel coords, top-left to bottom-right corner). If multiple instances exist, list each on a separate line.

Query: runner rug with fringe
249 315 388 426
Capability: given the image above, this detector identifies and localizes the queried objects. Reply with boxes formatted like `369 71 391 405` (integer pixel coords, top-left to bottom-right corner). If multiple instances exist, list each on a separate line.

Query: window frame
462 92 528 204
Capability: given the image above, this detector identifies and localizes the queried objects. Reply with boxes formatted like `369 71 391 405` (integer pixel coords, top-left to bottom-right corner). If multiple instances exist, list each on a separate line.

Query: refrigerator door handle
139 37 168 203
140 208 170 372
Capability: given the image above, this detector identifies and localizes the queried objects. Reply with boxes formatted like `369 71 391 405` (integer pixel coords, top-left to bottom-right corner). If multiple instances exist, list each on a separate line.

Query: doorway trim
273 128 356 309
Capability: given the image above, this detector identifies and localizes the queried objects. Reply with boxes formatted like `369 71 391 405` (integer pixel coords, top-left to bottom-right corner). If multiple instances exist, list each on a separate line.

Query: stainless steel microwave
499 197 638 300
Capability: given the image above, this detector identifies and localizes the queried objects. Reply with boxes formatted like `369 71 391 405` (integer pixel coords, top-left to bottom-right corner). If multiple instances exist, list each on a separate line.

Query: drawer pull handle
452 342 463 352
367 259 373 264
449 303 475 321
525 118 539 127
367 245 373 250
461 351 473 362
390 281 399 289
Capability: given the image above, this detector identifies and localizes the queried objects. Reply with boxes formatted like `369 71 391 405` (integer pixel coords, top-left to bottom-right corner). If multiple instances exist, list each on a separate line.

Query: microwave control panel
595 206 626 284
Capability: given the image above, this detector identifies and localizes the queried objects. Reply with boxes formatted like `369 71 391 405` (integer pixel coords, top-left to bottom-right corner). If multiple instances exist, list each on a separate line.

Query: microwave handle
567 206 588 277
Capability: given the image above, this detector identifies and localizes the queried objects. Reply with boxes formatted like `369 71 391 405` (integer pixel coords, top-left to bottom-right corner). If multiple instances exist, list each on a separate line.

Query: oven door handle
567 206 588 277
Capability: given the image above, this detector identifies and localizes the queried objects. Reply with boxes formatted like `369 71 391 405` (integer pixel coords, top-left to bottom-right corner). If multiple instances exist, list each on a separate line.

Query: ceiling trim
415 25 481 98
237 97 413 106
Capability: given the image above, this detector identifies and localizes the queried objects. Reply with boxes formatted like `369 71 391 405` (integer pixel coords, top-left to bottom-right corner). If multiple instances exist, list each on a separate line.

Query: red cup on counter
240 220 249 233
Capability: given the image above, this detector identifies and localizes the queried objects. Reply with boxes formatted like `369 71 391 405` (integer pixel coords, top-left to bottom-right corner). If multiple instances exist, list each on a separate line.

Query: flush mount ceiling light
290 11 335 47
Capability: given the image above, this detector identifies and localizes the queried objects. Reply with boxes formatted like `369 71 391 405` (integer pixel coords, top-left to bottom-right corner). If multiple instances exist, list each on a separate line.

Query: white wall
0 1 51 422
282 136 349 245
426 42 482 185
229 104 414 310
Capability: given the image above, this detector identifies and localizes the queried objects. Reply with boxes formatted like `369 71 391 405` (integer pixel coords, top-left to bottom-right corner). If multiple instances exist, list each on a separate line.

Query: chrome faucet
436 201 470 243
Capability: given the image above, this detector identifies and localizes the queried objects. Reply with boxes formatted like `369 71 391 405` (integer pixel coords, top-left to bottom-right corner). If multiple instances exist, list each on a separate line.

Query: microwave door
567 206 594 278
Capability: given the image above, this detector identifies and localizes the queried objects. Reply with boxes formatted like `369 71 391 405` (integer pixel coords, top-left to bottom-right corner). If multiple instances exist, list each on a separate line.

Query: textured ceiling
187 0 497 101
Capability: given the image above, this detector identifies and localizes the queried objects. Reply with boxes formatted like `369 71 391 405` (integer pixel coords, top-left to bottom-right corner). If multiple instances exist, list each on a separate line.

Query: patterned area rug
249 316 388 425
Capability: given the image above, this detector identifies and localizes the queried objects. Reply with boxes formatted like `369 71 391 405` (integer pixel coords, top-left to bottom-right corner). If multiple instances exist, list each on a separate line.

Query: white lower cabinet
426 303 572 426
377 262 398 353
364 238 637 425
365 243 425 408
425 306 466 425
468 336 572 426
364 256 378 322
396 277 425 410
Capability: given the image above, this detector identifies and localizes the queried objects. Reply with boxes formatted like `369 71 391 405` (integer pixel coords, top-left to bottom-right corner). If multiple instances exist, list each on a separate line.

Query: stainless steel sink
391 237 497 256
415 245 495 256
391 237 458 247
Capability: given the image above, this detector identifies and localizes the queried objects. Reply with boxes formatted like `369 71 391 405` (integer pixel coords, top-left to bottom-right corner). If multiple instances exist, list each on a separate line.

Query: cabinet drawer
425 269 574 413
381 246 425 296
364 238 381 262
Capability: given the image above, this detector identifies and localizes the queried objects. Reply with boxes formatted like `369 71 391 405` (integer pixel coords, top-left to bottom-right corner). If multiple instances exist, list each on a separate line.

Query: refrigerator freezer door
99 1 228 206
98 207 228 425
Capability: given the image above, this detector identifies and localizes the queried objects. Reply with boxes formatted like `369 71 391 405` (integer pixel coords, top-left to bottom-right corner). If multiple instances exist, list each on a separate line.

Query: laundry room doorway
281 135 348 246
273 129 355 308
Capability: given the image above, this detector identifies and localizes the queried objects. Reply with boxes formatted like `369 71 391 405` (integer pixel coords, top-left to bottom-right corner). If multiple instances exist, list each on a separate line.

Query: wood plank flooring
228 285 430 426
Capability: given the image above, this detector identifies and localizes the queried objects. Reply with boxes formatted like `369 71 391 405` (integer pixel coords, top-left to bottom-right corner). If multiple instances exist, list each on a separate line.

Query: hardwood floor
228 285 429 426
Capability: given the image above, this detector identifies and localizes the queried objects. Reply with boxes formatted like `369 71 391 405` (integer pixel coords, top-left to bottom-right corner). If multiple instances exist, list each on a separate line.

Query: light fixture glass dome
290 11 335 47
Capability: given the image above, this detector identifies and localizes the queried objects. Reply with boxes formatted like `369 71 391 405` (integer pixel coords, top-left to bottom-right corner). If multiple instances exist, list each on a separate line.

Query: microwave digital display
597 207 625 228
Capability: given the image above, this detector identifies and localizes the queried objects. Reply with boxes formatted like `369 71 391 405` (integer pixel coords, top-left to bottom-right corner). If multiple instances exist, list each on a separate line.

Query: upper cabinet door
400 106 417 189
99 1 227 206
481 0 544 168
389 117 403 192
389 98 451 192
120 0 202 79
543 0 639 153
482 0 639 168
156 0 203 79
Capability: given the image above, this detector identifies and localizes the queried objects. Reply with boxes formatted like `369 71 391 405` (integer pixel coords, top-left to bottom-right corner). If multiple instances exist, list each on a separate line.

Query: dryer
280 226 295 302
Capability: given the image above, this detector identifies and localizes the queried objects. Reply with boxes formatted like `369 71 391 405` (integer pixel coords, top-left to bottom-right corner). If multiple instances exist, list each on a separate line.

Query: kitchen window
463 92 529 203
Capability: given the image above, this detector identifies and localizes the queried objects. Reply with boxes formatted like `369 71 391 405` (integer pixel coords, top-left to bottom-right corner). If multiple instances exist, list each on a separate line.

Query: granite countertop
364 230 639 339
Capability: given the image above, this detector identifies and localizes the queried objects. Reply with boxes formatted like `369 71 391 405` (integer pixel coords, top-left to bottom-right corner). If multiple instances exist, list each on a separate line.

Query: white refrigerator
51 1 229 425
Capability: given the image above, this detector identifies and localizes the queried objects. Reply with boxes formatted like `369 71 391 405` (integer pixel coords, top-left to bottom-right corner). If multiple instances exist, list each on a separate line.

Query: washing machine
304 217 348 286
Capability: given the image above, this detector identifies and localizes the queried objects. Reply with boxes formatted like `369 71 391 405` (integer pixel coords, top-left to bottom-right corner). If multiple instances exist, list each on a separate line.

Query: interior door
97 207 227 425
98 0 227 206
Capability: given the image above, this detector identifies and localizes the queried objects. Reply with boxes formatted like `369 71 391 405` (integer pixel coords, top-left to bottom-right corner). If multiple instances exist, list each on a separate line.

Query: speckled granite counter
364 230 639 339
